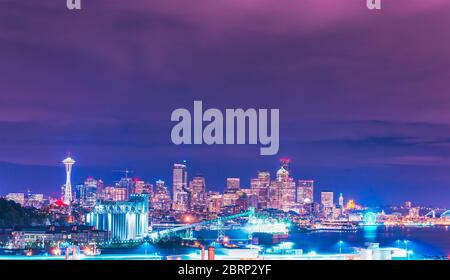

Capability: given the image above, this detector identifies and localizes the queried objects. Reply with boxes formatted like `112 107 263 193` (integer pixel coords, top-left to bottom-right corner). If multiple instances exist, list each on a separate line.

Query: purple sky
0 0 450 207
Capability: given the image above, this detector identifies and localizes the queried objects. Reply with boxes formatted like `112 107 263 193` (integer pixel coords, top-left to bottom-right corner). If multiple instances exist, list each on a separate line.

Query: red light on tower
279 157 291 171
55 199 67 207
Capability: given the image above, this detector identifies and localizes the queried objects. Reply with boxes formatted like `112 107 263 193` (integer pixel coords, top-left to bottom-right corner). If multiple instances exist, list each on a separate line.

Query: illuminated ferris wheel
363 212 378 225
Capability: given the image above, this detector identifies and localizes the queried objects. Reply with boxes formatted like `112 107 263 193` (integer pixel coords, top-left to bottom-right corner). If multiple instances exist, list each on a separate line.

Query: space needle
62 153 76 205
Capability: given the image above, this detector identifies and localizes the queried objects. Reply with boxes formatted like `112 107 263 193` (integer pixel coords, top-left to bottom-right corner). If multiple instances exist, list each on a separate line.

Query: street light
338 240 344 254
404 240 409 259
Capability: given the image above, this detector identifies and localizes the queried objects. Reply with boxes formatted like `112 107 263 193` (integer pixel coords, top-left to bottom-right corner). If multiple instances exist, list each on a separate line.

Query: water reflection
363 225 378 241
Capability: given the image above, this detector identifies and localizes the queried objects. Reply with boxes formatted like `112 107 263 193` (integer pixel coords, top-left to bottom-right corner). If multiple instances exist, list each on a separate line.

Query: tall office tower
116 177 133 200
112 187 128 201
75 177 96 207
235 191 249 211
96 179 104 200
62 154 75 205
258 171 271 185
132 178 145 194
321 192 334 208
208 192 223 213
250 171 270 209
268 181 282 209
338 193 344 207
226 178 240 192
273 164 295 211
276 165 289 182
190 175 206 212
222 192 239 206
172 162 188 211
404 201 412 209
280 178 296 212
102 186 115 201
142 183 153 196
74 184 83 203
297 180 314 204
153 180 171 211
321 191 334 218
101 186 127 202
78 177 98 208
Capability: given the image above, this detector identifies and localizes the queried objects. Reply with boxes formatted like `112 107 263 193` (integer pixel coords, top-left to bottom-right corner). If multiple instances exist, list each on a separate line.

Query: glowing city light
245 218 289 234
363 212 377 225
346 199 356 210
223 236 230 244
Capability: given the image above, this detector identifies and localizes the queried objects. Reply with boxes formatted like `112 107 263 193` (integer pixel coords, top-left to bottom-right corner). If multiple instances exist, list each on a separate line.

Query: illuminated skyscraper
132 178 145 194
321 191 334 218
153 180 171 211
172 162 188 211
321 192 334 208
190 175 206 212
339 193 344 207
226 178 240 193
102 186 128 202
62 154 75 205
208 192 223 213
274 164 296 211
78 177 99 208
116 177 133 201
297 180 314 204
251 171 270 209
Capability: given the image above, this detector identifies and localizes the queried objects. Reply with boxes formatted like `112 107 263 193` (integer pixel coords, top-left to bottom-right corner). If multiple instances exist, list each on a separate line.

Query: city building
274 163 296 211
222 192 240 207
132 178 145 194
5 193 25 206
76 177 99 208
102 186 128 202
321 192 334 218
24 193 45 208
115 177 133 201
172 163 188 211
86 194 149 242
321 192 334 208
189 175 206 212
208 192 223 213
251 172 270 209
297 180 314 204
408 207 420 219
404 201 412 209
152 180 171 211
226 178 240 193
10 226 109 249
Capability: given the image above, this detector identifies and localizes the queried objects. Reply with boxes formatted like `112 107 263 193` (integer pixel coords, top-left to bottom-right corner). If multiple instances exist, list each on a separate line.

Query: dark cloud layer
0 0 449 206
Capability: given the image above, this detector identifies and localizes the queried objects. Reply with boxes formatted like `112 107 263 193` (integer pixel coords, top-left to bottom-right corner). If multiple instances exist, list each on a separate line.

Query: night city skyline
1 0 450 208
1 1 450 266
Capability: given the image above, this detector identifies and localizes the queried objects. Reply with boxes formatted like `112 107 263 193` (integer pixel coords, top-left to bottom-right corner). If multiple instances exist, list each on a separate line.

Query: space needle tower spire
62 153 75 205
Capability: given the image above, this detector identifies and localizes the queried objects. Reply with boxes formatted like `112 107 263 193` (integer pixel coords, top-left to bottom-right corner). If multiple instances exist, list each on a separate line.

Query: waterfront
195 226 450 259
1 226 448 260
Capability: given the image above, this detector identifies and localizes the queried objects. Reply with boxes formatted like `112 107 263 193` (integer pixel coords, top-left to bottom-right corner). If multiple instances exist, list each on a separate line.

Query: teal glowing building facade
86 194 149 242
